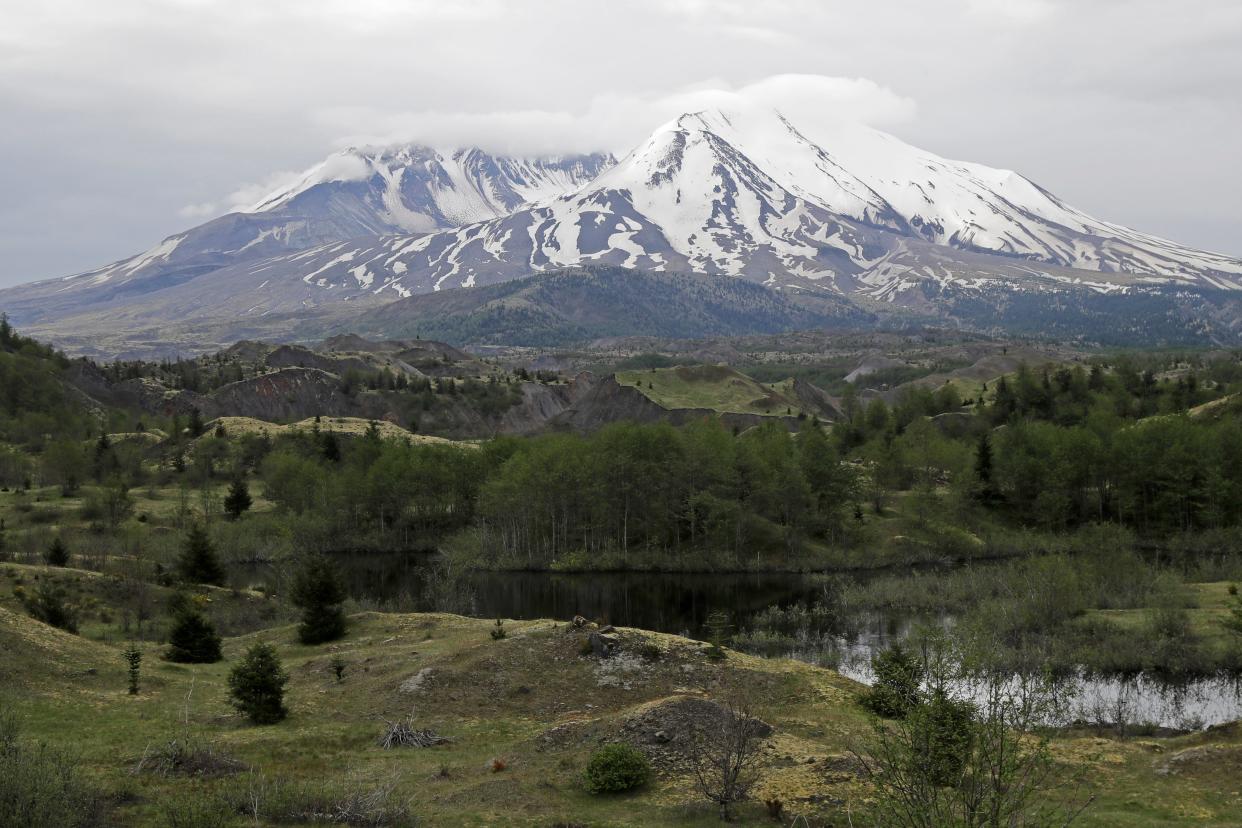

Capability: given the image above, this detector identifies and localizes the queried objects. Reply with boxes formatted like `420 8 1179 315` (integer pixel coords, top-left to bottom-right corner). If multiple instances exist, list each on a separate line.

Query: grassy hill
3 593 1242 826
616 365 805 418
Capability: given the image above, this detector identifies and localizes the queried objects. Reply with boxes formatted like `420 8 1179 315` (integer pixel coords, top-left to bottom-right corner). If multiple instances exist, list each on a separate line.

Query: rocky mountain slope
0 145 612 331
345 265 872 347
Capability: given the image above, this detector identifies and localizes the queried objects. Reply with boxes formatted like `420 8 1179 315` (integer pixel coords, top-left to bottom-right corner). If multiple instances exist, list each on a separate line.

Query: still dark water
245 553 1242 729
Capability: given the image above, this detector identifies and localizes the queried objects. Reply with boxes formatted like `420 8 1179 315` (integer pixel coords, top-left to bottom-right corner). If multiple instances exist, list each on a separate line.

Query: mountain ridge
3 106 1241 355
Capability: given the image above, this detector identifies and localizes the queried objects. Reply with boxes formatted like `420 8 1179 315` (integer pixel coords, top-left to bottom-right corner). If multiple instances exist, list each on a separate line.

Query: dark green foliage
16 582 79 633
290 555 346 645
973 432 998 504
908 689 976 787
489 618 507 640
861 642 923 719
223 477 252 519
45 536 69 567
0 706 102 828
227 643 288 725
188 408 204 438
164 610 223 663
123 644 142 695
583 742 651 794
177 524 224 586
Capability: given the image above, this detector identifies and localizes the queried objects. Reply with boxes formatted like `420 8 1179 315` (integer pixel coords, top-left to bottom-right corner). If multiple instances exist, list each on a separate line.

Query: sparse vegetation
0 706 102 828
686 698 768 821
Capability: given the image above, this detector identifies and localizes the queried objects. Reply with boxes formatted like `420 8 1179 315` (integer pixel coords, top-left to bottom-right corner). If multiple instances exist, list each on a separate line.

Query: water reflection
245 554 1242 730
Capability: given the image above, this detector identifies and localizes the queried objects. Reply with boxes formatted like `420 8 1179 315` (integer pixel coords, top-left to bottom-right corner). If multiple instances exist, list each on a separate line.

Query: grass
615 365 804 417
203 415 463 445
2 579 1242 826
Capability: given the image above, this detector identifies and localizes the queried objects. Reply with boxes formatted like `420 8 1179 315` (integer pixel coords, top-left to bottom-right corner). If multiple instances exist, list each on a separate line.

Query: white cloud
177 202 220 219
965 0 1057 23
313 73 916 157
1 0 1240 286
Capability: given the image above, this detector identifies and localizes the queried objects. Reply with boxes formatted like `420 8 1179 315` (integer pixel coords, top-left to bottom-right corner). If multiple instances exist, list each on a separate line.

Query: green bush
583 743 651 794
16 582 79 633
228 643 288 725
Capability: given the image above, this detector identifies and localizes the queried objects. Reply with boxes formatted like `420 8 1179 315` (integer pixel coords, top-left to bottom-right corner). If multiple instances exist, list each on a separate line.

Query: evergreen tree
290 554 347 644
93 432 115 481
973 432 998 503
177 523 225 586
45 536 70 567
223 478 252 520
991 375 1017 423
164 609 223 663
123 643 142 694
319 431 341 463
227 643 288 724
188 407 205 438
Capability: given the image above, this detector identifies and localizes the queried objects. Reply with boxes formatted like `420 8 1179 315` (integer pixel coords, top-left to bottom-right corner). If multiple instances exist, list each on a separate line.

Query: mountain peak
4 107 1242 355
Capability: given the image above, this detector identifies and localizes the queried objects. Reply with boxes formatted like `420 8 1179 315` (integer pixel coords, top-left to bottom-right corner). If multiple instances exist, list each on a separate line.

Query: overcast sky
1 0 1239 287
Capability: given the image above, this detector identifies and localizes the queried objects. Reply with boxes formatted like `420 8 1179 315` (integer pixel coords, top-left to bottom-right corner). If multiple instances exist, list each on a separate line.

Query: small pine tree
860 642 923 719
228 643 288 724
177 523 224 586
490 619 507 640
164 610 223 663
703 610 731 661
123 643 142 694
223 478 252 520
45 536 70 567
290 555 347 645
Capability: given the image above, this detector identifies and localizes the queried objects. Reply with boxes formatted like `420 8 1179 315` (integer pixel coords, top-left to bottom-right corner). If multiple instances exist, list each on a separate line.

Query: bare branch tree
686 697 769 821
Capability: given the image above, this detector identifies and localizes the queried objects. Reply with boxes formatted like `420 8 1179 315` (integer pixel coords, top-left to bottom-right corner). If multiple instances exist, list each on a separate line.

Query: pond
248 553 1242 730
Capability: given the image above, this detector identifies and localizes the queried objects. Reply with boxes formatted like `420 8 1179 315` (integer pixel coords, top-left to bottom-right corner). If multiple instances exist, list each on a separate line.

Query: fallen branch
378 718 451 750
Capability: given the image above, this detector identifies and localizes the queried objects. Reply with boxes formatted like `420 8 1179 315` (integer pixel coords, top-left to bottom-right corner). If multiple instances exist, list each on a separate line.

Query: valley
3 314 1242 824
3 31 1242 825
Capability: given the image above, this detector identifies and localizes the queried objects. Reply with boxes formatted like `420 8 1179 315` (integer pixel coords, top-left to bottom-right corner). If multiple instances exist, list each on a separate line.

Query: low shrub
15 582 79 633
133 734 246 778
583 743 651 794
0 707 102 827
221 772 413 825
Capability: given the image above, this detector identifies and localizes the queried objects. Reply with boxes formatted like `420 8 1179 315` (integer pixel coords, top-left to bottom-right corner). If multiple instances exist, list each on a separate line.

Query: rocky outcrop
203 367 356 422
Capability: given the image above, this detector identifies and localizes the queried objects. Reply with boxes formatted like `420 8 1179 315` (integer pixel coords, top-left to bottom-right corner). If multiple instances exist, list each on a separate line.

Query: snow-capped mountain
0 145 613 326
4 106 1242 355
206 108 1241 304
